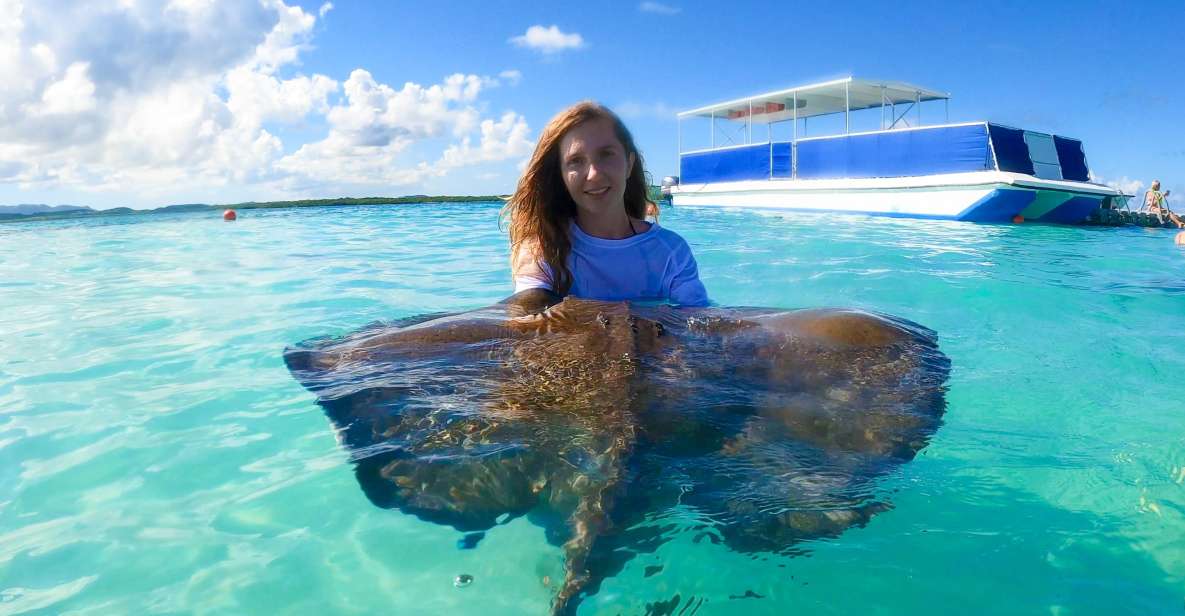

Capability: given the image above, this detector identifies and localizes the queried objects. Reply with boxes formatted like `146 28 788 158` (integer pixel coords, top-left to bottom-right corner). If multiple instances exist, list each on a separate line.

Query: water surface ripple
1 204 1183 614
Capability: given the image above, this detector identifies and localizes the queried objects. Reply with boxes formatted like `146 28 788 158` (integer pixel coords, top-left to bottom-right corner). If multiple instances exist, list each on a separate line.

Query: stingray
283 289 949 614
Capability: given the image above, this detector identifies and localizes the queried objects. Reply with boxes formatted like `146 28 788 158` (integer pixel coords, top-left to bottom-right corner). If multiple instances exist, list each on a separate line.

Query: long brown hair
502 101 651 296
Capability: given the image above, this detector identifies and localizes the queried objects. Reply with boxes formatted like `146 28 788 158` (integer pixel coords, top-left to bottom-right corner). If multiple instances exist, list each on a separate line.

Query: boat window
986 124 1035 175
1053 136 1090 182
1023 131 1063 180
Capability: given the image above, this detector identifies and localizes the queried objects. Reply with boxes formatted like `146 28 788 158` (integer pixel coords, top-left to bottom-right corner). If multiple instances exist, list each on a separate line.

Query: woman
1145 180 1167 215
1145 180 1184 228
503 102 709 306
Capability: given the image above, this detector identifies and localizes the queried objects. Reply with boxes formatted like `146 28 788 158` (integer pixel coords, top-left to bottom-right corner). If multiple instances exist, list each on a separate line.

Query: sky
1 0 1182 209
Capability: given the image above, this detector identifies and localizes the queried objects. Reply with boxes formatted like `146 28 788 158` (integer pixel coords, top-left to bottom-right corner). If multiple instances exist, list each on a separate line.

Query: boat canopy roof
677 77 949 124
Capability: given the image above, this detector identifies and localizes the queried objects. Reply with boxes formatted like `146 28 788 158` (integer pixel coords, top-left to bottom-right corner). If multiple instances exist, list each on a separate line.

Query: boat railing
675 77 952 155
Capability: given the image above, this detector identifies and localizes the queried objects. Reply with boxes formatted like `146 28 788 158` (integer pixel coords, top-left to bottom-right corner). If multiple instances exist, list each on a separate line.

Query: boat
664 77 1122 223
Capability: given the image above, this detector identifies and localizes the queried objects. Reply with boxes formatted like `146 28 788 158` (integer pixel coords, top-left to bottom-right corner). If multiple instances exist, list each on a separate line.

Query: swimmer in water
503 102 709 306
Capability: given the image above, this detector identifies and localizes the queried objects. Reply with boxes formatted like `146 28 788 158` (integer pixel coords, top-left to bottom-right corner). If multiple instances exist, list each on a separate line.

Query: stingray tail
551 428 635 616
551 499 601 615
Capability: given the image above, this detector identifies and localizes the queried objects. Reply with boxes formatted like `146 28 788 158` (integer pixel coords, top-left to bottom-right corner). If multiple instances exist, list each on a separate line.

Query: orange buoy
1011 215 1024 224
223 209 237 221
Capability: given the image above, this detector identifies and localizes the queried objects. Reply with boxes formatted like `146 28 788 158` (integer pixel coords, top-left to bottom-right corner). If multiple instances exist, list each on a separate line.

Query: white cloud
498 69 523 86
29 43 57 74
226 68 337 125
1098 175 1144 197
326 69 483 144
0 0 318 193
252 0 317 74
275 131 436 188
0 0 536 203
509 25 584 54
32 61 97 115
438 111 533 169
275 71 528 187
639 2 681 15
615 100 677 120
1092 174 1185 206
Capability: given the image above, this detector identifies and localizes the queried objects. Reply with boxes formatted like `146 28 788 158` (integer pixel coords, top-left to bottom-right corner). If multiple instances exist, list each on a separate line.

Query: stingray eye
596 313 609 328
654 322 665 337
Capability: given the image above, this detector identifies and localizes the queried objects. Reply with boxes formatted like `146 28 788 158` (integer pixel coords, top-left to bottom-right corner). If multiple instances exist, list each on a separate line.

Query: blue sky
1 0 1182 208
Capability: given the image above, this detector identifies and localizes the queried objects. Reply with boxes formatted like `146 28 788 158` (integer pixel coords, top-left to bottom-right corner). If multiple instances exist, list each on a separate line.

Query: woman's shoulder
644 223 692 250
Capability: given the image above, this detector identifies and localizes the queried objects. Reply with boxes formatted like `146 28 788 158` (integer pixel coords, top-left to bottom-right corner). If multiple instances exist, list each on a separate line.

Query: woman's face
559 118 635 218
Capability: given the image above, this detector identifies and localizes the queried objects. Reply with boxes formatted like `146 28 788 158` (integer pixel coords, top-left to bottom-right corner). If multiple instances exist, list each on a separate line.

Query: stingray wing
284 307 553 531
625 305 950 554
283 296 641 538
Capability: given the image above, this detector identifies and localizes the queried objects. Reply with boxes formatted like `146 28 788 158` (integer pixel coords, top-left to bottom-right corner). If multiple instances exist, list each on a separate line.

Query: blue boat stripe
954 189 1036 222
1034 195 1101 223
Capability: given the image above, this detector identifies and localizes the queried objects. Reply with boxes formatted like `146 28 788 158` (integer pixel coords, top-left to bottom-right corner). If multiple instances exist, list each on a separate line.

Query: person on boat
503 101 709 306
1145 180 1167 215
1145 181 1185 228
645 200 661 222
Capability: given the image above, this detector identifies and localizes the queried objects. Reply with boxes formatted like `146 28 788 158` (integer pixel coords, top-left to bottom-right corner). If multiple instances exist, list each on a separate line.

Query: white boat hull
669 171 1119 223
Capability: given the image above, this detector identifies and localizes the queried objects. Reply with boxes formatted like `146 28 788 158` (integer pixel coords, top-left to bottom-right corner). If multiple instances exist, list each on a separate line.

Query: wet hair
501 101 652 296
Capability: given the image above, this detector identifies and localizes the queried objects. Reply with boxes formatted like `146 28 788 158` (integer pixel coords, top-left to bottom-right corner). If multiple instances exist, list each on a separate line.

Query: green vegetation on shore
2 187 669 224
226 195 508 209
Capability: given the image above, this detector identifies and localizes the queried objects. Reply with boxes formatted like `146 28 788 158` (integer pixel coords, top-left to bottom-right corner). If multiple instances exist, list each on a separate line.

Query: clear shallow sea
1 203 1183 615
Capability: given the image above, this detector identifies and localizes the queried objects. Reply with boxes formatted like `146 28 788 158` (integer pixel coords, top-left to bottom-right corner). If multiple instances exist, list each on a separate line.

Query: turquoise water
1 203 1183 615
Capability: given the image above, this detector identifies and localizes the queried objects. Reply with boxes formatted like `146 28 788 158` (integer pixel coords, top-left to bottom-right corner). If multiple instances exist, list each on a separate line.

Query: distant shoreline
0 195 510 224
2 186 670 224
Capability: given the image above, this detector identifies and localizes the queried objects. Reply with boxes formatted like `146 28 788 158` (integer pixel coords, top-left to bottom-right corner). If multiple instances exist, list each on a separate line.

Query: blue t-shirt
514 222 710 306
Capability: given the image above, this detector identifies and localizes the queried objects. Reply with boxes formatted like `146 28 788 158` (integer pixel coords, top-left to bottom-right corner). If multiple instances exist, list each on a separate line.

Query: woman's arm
511 238 554 292
667 237 710 307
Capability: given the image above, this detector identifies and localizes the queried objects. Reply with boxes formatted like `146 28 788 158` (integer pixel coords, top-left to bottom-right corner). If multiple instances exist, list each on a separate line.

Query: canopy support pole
793 93 798 141
677 116 682 156
748 101 753 144
845 81 850 133
880 86 887 130
792 92 798 179
889 102 915 129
